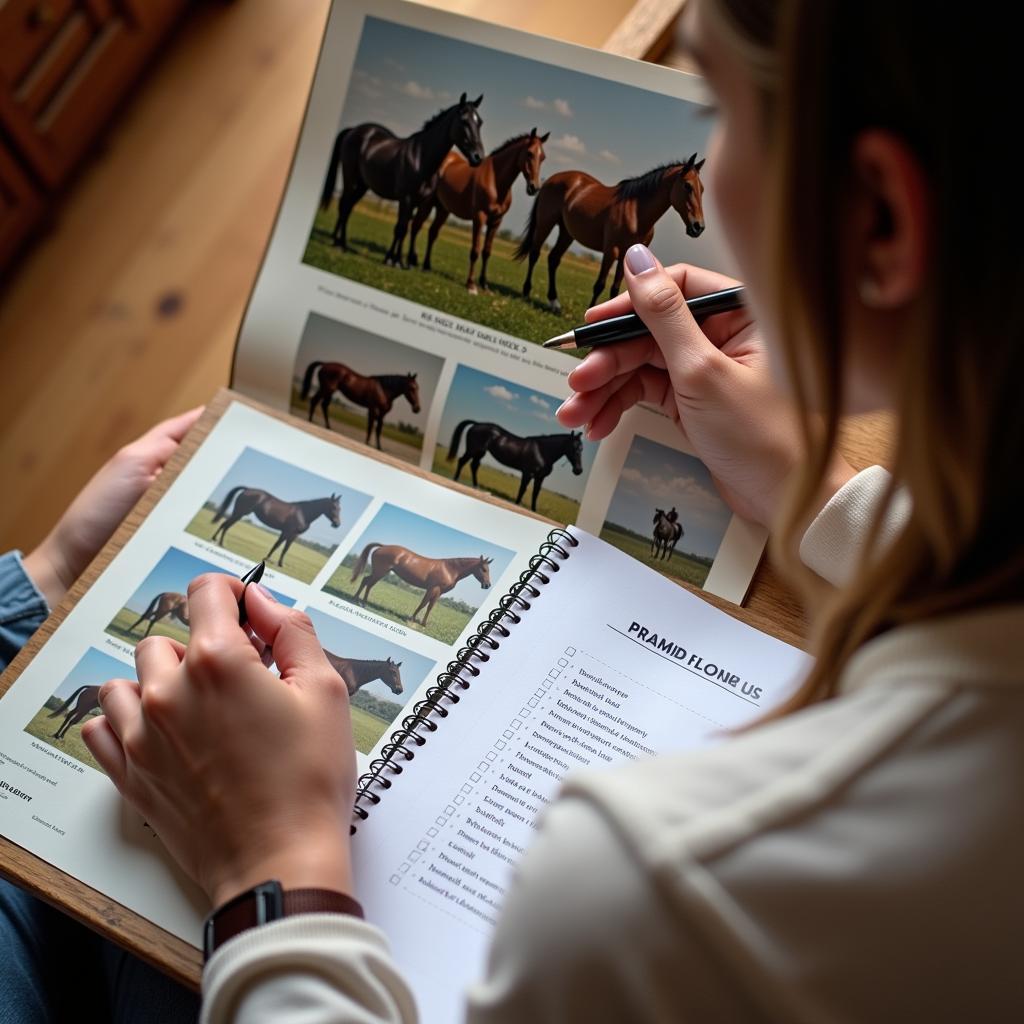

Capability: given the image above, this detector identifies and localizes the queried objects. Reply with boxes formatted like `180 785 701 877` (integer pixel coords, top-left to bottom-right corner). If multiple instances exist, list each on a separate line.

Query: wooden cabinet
0 0 189 275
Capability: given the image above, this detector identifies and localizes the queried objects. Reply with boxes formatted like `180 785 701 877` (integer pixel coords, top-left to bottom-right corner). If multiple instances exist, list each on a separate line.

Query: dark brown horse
652 507 684 561
514 154 706 314
350 543 492 627
212 487 341 567
319 93 485 268
409 128 549 292
127 591 189 638
324 651 403 696
300 361 420 449
447 420 583 512
48 685 102 740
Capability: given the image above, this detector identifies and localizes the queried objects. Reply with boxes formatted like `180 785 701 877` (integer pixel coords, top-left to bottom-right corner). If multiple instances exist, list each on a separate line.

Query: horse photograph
105 547 295 648
302 15 734 345
433 364 595 522
289 312 444 465
305 608 436 756
186 446 373 583
322 502 516 645
598 435 733 590
23 648 132 772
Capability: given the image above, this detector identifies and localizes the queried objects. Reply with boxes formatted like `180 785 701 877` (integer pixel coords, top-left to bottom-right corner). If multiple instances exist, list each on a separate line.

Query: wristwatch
203 879 365 962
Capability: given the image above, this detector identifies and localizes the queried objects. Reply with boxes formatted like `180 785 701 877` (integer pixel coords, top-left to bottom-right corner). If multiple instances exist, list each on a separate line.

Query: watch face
203 879 284 962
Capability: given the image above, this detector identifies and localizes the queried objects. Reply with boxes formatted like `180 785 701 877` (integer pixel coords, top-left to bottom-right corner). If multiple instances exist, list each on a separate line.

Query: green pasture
186 507 332 584
106 606 191 648
431 444 579 524
350 704 394 755
24 704 104 774
599 522 712 589
323 557 476 646
304 203 604 345
288 384 421 464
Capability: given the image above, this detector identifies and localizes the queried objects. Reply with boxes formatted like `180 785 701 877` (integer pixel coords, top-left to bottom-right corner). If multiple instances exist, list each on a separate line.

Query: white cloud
620 467 724 516
551 133 586 154
529 395 551 409
524 96 547 110
401 81 437 100
599 148 621 164
484 384 517 402
553 98 574 117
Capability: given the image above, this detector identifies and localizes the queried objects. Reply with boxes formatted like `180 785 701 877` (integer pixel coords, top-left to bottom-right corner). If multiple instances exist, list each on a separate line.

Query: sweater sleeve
799 465 909 587
0 551 50 672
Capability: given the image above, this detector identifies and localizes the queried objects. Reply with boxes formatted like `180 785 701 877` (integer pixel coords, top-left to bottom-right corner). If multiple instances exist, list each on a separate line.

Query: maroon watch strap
282 888 365 919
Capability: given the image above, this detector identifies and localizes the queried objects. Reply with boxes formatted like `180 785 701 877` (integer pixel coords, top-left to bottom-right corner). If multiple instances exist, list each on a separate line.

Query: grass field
599 522 713 589
288 384 421 465
324 557 475 646
350 704 395 755
106 606 191 647
24 704 103 774
186 507 333 584
431 444 580 524
304 203 603 345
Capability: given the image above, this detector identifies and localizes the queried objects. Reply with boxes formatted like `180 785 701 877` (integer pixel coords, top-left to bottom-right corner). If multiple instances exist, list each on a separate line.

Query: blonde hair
703 0 1024 714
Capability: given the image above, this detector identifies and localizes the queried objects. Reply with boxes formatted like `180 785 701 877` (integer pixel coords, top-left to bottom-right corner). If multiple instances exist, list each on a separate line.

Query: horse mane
420 103 460 132
614 160 691 200
490 132 532 156
373 373 415 388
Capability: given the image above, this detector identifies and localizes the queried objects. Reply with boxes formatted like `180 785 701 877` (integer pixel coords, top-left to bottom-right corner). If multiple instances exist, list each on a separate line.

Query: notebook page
352 525 811 1022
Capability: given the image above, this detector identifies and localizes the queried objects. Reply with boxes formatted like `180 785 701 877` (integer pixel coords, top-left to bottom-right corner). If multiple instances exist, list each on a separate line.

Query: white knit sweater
203 466 1024 1022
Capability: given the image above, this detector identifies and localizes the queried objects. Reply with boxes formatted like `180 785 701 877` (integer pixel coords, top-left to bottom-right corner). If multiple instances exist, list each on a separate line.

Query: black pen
542 285 745 351
237 561 266 627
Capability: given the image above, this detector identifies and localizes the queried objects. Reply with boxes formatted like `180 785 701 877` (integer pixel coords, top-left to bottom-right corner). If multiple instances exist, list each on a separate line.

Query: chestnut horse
350 543 493 627
212 487 341 568
319 93 485 267
409 128 549 292
48 685 102 740
514 154 706 313
127 591 189 638
325 651 404 696
652 507 684 561
300 360 420 449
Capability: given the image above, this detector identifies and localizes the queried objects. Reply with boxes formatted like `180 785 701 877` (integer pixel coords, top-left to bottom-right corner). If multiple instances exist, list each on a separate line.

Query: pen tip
542 330 576 349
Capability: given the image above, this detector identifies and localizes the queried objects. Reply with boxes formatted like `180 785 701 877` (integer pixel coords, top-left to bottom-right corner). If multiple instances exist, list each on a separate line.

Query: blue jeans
0 877 200 1023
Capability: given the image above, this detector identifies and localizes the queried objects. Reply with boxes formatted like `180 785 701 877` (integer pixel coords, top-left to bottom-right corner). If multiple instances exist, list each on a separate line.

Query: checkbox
436 815 446 826
399 862 410 873
557 657 569 667
564 647 576 656
470 772 481 782
503 729 514 738
528 697 539 707
511 718 522 729
477 761 490 772
454 794 464 804
495 739 506 749
417 840 429 851
427 827 438 837
534 687 545 697
485 751 497 761
409 850 421 862
445 805 455 816
390 875 401 885
520 707 531 718
548 669 560 679
541 679 553 689
461 783 472 793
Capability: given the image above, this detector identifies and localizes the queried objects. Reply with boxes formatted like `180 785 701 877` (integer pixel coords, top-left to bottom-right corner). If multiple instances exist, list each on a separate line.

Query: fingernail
254 584 276 601
625 244 656 275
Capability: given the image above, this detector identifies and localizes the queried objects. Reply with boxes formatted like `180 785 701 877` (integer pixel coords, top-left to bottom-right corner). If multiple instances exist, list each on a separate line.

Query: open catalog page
232 0 766 605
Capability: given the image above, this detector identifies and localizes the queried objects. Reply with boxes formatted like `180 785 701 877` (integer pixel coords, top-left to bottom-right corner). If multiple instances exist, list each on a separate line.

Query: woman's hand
23 408 204 607
557 246 853 527
82 575 357 909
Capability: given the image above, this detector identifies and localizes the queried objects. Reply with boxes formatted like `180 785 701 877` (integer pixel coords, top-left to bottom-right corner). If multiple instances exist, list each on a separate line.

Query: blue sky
341 501 517 605
292 312 444 435
305 607 436 703
325 16 731 271
123 547 294 615
603 437 733 560
50 647 133 702
437 364 595 499
205 447 373 549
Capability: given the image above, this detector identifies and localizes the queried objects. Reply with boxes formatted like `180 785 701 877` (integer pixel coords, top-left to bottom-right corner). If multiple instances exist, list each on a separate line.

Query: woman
78 0 1024 1019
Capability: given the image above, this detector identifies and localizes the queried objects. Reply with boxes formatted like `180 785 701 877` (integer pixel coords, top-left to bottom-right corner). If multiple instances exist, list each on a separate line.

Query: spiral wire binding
351 528 579 832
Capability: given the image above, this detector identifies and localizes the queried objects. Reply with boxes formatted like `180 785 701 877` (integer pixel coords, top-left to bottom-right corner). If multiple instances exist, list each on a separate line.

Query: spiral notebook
0 394 810 1013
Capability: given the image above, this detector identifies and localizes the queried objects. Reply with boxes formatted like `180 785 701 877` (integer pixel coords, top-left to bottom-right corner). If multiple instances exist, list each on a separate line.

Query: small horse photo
289 312 444 465
305 608 436 755
185 447 373 583
23 648 132 772
105 547 295 649
322 502 516 646
432 364 595 522
598 436 733 590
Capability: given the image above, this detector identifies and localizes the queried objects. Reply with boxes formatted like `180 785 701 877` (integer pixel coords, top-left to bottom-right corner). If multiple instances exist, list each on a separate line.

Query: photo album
0 0 812 1012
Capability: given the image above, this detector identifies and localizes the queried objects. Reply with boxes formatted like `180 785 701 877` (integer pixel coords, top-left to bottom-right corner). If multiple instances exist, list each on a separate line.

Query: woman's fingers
96 678 142 743
134 635 184 681
565 336 664 396
561 366 674 439
80 716 127 786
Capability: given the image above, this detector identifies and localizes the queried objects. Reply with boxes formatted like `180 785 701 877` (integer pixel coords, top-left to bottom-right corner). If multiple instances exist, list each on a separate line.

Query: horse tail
212 485 245 524
301 361 323 400
47 685 89 719
350 543 382 582
446 419 476 460
320 129 349 210
512 195 539 262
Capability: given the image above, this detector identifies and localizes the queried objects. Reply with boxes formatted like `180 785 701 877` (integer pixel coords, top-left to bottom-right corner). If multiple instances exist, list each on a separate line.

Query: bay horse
350 543 493 627
127 591 189 638
319 93 485 268
211 487 341 568
324 651 403 697
301 360 421 449
409 128 549 293
48 685 101 740
652 507 684 561
514 154 706 314
447 420 583 512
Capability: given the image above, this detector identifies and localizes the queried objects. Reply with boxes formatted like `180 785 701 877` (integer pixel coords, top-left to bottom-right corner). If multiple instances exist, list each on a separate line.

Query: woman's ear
847 129 930 309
